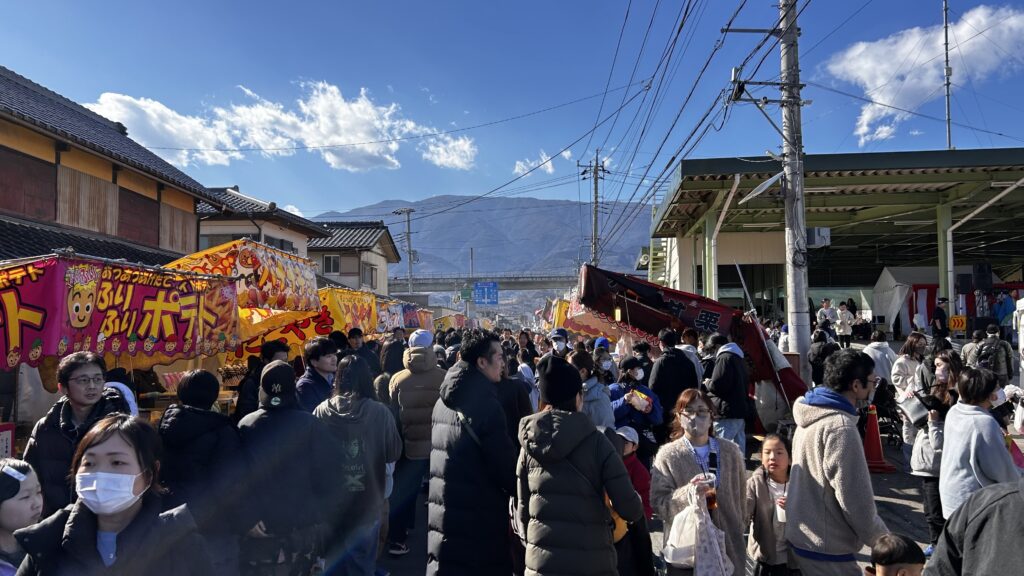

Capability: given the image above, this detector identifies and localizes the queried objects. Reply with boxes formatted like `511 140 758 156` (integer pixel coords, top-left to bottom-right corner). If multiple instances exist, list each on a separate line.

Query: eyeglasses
68 376 104 386
682 409 711 417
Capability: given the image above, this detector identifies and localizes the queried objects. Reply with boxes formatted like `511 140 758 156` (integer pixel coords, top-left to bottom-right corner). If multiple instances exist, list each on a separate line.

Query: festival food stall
165 238 320 341
576 264 807 431
0 251 241 445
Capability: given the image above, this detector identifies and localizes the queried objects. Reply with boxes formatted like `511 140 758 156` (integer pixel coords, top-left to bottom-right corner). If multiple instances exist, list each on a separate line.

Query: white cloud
283 204 304 216
560 150 573 161
85 94 241 167
910 129 925 136
826 5 1024 146
512 149 555 176
85 81 477 172
601 155 614 169
420 134 476 170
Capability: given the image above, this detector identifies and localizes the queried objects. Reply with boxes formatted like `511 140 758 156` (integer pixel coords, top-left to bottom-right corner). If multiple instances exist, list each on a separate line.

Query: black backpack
976 338 999 369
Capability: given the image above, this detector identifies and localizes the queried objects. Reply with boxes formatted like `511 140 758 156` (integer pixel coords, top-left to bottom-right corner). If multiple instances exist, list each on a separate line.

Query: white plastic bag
1014 400 1024 434
662 487 734 576
663 490 700 568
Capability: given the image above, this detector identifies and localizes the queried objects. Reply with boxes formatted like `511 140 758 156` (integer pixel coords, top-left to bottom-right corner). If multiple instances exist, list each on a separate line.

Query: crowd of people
0 316 1017 576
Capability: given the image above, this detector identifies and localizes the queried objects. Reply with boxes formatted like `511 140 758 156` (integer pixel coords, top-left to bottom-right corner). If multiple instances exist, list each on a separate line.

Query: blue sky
4 0 1024 222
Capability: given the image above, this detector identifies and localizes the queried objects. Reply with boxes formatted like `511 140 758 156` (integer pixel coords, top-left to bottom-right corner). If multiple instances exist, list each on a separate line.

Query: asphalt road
377 439 929 576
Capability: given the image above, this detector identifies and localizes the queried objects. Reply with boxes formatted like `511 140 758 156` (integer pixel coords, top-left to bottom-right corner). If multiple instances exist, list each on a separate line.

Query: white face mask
935 365 950 383
553 340 567 353
680 412 711 437
601 360 613 371
633 368 644 381
76 472 144 515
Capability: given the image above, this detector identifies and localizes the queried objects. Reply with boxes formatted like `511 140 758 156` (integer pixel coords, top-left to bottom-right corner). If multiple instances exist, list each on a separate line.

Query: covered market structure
647 147 1024 322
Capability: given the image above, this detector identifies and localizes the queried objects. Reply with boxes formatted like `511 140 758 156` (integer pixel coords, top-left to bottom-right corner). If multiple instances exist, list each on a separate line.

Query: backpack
976 338 999 370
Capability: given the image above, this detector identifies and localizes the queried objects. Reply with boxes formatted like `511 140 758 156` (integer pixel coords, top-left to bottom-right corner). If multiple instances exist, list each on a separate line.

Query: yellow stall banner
167 239 319 340
228 287 378 361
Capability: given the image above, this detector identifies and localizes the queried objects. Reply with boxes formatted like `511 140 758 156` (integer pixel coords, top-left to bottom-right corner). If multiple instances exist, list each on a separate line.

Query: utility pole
579 150 608 266
592 150 600 266
465 247 474 319
943 0 953 149
392 208 415 294
779 0 811 385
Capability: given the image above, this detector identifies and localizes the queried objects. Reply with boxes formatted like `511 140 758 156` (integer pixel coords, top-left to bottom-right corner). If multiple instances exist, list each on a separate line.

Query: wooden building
0 65 225 264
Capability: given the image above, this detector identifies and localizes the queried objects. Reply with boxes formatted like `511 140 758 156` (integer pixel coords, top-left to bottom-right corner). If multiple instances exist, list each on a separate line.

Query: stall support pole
936 204 952 307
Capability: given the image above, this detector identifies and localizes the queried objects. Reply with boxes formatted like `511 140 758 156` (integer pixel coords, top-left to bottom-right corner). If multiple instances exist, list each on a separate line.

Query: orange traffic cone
863 405 896 473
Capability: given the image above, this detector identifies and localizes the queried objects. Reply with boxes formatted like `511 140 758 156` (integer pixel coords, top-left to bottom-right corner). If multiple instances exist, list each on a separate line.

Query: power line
400 86 651 225
602 0 749 246
581 0 633 157
806 81 1024 143
146 79 649 153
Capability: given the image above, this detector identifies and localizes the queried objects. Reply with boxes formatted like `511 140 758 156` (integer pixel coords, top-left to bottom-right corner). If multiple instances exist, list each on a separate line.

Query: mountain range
314 195 652 278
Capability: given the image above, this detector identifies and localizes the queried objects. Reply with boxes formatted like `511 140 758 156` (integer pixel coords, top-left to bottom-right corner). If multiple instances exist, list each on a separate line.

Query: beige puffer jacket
389 346 444 459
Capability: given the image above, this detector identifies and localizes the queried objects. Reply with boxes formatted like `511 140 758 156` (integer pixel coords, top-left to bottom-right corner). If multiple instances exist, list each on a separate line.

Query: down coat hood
404 346 438 373
520 409 594 465
158 404 231 449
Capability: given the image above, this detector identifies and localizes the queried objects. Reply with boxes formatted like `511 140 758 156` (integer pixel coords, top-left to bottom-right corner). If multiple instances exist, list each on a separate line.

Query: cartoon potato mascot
65 264 101 329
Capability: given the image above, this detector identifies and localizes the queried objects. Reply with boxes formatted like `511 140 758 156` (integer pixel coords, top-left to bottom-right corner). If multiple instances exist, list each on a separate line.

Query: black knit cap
260 360 297 408
537 355 583 406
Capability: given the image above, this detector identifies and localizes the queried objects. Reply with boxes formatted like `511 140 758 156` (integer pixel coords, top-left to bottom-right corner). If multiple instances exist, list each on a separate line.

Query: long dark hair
335 355 376 400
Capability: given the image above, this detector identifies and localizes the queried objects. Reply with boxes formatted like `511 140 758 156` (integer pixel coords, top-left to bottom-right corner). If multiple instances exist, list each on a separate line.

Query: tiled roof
0 214 183 266
307 220 400 263
199 187 330 237
0 65 223 208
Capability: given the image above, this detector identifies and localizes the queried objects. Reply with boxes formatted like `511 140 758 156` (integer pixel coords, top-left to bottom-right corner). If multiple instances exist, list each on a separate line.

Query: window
361 263 378 290
264 235 296 254
199 233 254 250
322 255 340 274
338 255 359 275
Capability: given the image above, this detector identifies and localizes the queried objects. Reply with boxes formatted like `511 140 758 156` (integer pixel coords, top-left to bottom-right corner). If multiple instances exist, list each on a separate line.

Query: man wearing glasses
24 351 129 515
785 349 889 576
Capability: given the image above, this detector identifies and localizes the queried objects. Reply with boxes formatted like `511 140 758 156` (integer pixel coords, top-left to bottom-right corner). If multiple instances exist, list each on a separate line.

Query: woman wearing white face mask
651 389 745 575
15 414 214 575
608 358 663 468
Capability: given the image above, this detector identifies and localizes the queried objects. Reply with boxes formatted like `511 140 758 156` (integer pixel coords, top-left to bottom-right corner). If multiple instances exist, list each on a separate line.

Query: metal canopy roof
652 147 1024 279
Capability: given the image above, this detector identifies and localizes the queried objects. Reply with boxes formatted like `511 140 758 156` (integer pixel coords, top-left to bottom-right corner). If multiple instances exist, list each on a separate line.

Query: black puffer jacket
23 390 129 516
706 343 750 420
648 348 698 443
237 395 334 535
15 494 213 576
157 404 247 534
517 410 644 576
427 362 517 576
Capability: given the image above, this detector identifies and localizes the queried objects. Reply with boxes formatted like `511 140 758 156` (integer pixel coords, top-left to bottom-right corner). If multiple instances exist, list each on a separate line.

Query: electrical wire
806 81 1024 143
399 86 650 225
146 79 649 153
601 0 749 246
581 0 633 157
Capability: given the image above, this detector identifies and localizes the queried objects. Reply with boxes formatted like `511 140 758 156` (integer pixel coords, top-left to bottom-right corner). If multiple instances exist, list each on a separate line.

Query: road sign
473 281 499 305
950 315 966 332
460 288 472 300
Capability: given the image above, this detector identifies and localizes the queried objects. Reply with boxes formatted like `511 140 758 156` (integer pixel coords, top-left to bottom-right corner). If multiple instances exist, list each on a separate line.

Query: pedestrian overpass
388 272 579 293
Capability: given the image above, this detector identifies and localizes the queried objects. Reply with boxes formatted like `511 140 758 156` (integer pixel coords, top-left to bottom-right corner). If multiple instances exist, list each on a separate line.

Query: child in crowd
605 427 655 576
745 433 798 575
0 459 42 575
616 426 652 520
864 533 925 576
